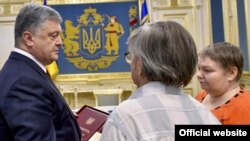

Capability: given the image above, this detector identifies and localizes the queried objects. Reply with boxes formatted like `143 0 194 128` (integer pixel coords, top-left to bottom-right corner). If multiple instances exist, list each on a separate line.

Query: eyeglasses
124 52 132 64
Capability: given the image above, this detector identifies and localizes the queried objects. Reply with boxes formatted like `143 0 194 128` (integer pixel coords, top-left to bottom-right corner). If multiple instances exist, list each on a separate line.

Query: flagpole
43 0 47 5
140 0 150 25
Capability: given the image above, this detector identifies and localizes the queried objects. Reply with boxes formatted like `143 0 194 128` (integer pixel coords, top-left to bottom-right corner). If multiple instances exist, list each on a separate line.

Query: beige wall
0 16 15 69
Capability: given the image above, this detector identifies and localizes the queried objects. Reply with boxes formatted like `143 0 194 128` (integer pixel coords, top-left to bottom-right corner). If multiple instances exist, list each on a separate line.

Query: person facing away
196 42 250 125
100 21 220 141
0 4 81 141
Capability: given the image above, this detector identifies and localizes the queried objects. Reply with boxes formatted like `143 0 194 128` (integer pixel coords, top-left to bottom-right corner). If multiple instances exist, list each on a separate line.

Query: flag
46 61 59 79
140 0 150 25
43 0 47 5
44 0 60 79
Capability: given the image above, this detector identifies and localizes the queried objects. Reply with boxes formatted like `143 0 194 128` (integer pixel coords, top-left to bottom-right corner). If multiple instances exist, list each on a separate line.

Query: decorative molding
10 4 22 14
152 0 171 8
55 79 135 109
152 6 193 10
178 0 192 6
55 72 131 82
55 78 195 109
152 0 194 9
222 0 239 46
205 0 212 46
0 0 31 3
0 3 25 16
152 0 194 8
35 0 137 5
161 13 188 23
0 15 16 23
245 0 250 69
240 71 250 91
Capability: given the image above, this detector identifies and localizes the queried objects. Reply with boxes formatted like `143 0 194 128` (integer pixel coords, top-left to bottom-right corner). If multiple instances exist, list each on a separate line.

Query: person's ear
228 67 238 81
23 31 34 47
136 58 143 76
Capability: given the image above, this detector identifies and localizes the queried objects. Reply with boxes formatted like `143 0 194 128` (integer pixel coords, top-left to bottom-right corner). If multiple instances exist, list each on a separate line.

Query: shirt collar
13 48 47 73
129 81 183 99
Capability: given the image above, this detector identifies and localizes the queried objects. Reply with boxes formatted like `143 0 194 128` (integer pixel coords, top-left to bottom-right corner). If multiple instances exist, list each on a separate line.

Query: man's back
101 82 220 141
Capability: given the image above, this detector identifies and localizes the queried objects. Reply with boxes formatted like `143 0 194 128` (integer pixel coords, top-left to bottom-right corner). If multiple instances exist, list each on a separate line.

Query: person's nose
56 36 63 48
196 69 203 78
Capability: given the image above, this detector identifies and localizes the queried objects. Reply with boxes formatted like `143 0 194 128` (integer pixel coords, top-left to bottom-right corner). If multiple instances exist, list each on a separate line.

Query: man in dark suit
0 4 81 141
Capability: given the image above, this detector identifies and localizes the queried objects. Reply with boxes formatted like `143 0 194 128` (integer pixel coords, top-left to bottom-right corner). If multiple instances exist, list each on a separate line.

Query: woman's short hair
127 21 197 87
199 42 243 81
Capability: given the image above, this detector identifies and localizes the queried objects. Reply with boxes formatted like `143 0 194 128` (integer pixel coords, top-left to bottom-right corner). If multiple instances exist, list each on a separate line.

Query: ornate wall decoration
50 0 139 74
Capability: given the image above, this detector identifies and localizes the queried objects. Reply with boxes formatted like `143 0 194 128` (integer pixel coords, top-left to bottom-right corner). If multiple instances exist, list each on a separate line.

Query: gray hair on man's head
14 3 62 47
127 21 197 87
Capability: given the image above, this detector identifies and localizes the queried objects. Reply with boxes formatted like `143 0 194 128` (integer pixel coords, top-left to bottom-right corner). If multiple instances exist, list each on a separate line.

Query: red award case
76 105 109 141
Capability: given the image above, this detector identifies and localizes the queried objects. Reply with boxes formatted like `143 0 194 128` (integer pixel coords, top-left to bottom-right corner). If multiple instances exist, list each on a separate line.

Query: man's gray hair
127 21 197 87
14 4 62 47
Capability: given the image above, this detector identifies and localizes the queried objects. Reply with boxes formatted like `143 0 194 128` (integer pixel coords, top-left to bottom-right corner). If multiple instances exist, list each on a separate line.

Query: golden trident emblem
82 27 101 54
62 7 124 71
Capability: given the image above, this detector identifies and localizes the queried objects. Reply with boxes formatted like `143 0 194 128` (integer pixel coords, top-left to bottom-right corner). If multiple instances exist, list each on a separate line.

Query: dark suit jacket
0 52 81 141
